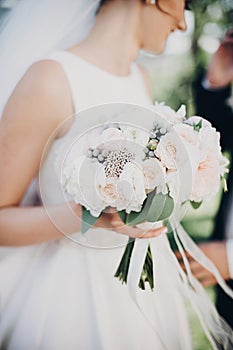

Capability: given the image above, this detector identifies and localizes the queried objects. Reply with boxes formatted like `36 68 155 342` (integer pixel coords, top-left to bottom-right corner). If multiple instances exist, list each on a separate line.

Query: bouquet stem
114 238 154 290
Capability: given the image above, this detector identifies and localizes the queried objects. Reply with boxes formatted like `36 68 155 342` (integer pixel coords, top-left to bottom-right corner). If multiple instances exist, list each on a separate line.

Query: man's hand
176 241 230 287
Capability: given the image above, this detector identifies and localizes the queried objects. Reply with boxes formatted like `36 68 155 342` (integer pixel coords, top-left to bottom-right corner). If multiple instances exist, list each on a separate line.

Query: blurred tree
191 0 233 69
161 0 233 114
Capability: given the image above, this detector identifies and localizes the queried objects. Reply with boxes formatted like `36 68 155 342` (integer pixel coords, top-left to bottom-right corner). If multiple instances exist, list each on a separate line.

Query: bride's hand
94 211 167 239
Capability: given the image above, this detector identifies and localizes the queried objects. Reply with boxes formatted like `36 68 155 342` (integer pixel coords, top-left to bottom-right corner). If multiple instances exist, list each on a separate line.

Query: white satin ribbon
127 238 168 349
126 217 233 350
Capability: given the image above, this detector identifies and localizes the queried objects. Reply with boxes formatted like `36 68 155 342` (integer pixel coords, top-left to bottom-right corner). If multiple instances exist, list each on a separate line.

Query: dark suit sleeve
193 74 233 151
193 75 233 328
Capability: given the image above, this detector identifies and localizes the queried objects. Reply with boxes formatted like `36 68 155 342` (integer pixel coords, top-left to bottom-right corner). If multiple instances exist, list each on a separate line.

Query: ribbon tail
127 238 167 349
127 238 149 302
170 218 233 350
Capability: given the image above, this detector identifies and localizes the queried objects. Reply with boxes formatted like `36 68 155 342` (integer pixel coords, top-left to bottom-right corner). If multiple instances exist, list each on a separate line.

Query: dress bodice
39 50 152 207
46 50 151 112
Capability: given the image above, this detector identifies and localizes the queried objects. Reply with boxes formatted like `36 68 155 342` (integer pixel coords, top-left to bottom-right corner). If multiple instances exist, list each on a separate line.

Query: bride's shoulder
21 59 73 124
25 59 67 90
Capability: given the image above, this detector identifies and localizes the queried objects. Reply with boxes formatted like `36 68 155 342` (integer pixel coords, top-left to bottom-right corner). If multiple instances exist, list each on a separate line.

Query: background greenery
0 0 232 349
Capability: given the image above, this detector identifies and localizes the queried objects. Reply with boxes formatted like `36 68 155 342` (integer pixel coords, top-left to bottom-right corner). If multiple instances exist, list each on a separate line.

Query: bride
0 0 232 349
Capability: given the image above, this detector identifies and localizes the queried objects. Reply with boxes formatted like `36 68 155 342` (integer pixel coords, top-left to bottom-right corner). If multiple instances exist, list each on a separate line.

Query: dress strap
45 50 81 112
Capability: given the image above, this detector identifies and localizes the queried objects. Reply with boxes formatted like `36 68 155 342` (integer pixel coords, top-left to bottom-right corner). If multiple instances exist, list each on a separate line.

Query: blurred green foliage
141 0 233 114
190 0 233 88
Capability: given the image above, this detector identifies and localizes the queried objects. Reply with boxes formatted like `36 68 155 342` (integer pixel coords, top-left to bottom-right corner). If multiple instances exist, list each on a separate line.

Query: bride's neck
69 1 142 76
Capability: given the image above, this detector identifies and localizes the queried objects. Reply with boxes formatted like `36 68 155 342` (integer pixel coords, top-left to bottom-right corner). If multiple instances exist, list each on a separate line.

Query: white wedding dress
0 51 193 350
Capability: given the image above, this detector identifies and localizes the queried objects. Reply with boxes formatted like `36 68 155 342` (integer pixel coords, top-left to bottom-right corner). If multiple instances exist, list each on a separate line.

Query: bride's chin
141 39 167 55
141 45 165 56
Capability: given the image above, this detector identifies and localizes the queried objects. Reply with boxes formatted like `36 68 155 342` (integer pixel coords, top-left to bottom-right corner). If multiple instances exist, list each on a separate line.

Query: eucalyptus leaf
190 201 202 209
147 193 174 222
193 119 202 132
118 210 127 224
81 206 99 234
126 191 155 226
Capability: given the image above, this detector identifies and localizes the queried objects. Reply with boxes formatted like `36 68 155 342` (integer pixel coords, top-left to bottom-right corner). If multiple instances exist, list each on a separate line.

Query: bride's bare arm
0 60 78 246
0 60 166 246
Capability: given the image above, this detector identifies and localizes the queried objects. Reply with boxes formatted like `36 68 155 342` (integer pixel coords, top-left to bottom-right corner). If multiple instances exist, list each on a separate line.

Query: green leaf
147 192 174 222
193 119 202 132
118 210 127 224
81 206 99 234
114 238 135 283
190 201 202 209
126 190 155 226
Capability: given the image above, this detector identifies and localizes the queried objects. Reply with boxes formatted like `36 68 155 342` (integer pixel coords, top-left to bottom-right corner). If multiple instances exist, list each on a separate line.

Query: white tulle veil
0 0 100 117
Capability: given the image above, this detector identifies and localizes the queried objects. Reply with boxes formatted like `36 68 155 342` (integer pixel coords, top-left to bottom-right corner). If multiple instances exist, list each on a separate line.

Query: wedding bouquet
61 102 228 290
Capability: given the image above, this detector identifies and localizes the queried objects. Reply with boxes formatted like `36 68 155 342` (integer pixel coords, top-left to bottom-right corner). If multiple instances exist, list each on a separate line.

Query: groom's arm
193 29 233 152
226 239 233 280
193 75 233 152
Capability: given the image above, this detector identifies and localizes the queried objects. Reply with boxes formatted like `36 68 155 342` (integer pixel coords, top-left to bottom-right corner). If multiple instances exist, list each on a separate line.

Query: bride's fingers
111 222 167 239
135 226 167 239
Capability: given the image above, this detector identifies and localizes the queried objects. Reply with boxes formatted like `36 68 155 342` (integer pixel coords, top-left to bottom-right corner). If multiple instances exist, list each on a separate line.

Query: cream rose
190 152 221 202
98 177 119 205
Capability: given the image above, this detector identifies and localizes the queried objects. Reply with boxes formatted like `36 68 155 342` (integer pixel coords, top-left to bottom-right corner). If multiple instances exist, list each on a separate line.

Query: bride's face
141 0 187 53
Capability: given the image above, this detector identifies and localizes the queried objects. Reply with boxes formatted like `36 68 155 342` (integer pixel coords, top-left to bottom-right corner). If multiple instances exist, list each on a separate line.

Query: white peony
117 162 147 213
173 122 205 172
165 169 192 203
98 127 124 151
122 126 149 147
190 124 229 202
190 152 221 202
142 158 166 192
63 157 106 217
62 156 85 199
153 102 186 125
155 132 193 170
185 116 212 128
173 123 200 148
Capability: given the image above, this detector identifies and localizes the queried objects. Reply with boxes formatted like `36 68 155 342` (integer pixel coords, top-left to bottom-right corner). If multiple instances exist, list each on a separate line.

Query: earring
149 0 156 4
